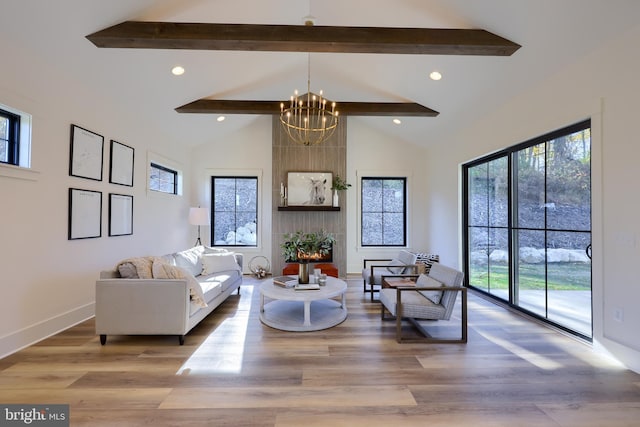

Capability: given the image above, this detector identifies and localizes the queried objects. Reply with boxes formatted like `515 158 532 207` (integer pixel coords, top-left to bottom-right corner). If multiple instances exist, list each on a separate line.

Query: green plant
281 230 335 263
331 175 351 191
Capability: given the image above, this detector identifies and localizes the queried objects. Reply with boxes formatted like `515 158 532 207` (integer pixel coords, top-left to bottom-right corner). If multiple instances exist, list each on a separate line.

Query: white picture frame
287 171 333 206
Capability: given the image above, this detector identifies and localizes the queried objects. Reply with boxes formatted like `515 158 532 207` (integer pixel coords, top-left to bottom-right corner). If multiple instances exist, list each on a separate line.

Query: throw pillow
203 246 232 255
201 253 240 275
416 274 445 305
173 247 204 276
414 253 440 275
152 260 208 308
117 262 139 279
386 259 406 274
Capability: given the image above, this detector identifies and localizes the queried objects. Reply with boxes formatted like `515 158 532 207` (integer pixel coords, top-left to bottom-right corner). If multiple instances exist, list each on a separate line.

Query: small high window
149 162 178 194
0 108 20 166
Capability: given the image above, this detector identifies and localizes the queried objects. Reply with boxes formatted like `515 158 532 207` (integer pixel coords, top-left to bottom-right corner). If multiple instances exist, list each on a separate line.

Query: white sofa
95 246 243 345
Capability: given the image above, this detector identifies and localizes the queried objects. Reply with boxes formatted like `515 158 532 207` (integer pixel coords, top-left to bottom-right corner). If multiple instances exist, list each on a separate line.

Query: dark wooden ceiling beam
87 21 520 56
175 99 439 117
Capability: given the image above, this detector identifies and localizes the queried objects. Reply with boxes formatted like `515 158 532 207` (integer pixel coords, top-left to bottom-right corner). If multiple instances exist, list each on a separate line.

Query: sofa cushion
199 279 223 301
398 250 418 266
173 247 204 276
416 274 445 304
202 252 240 275
151 260 207 308
200 272 239 294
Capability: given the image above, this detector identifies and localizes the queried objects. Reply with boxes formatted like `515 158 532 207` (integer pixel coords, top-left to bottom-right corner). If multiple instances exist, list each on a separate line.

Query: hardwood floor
1 276 639 426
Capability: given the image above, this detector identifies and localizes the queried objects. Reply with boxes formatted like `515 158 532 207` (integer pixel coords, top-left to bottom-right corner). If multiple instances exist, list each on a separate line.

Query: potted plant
281 230 335 283
330 175 351 207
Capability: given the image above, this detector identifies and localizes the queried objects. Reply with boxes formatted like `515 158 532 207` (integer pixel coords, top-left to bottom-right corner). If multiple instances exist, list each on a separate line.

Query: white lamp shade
189 207 209 226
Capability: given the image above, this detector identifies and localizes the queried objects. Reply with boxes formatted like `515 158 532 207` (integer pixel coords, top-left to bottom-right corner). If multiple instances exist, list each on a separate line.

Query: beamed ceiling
2 1 638 148
86 21 520 117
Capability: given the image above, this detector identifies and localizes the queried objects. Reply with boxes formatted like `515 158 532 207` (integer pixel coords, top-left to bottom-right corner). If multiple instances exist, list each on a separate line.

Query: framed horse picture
287 171 333 206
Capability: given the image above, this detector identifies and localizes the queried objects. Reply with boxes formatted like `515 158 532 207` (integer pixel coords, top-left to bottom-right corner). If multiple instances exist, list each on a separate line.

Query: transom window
149 162 177 194
211 176 258 247
361 177 407 246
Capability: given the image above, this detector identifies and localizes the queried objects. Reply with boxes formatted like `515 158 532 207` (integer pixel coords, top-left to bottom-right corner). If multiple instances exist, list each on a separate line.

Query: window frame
360 176 407 247
462 118 592 340
0 108 21 166
149 162 178 195
211 175 259 247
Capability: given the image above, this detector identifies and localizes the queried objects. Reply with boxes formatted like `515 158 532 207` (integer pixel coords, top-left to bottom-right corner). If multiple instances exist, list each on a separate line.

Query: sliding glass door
467 156 509 298
464 120 592 339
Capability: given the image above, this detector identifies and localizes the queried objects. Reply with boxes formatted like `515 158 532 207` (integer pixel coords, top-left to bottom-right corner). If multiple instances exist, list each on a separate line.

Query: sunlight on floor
176 286 254 375
474 328 564 370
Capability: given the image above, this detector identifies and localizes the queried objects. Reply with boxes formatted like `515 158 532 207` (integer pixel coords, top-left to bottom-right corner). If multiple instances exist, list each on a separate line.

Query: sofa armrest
234 253 244 271
95 278 190 335
363 258 392 268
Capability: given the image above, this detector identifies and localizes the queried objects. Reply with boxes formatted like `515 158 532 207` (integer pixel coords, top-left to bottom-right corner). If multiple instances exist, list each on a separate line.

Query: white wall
346 119 431 273
0 38 191 357
189 116 432 276
190 116 273 273
424 23 640 372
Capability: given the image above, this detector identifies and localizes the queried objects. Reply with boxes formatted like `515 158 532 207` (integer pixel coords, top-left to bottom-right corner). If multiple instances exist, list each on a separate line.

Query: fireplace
285 245 333 263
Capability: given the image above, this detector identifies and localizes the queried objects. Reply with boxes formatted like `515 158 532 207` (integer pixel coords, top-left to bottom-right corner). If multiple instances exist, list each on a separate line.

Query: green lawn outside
470 262 591 291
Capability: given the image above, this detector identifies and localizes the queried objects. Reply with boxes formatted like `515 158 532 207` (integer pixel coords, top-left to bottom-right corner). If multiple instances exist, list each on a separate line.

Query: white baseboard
0 303 95 359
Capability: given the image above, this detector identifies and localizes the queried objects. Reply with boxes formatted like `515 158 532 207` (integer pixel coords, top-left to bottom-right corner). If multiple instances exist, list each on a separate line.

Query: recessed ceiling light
217 116 226 122
429 71 442 81
393 118 402 125
171 66 185 76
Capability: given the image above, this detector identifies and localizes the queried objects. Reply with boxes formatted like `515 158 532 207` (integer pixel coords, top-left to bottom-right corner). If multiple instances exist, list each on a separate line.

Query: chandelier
280 55 339 146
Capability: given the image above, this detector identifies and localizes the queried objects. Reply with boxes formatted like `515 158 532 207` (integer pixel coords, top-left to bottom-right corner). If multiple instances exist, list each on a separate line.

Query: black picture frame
108 193 133 236
109 140 134 187
69 124 104 181
68 188 102 240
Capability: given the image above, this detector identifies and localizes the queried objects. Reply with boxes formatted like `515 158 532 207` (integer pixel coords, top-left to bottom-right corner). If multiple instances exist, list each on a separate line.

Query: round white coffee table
259 276 348 332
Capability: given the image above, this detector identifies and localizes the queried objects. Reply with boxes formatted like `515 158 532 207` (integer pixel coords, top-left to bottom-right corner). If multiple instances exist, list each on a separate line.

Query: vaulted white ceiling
3 0 640 148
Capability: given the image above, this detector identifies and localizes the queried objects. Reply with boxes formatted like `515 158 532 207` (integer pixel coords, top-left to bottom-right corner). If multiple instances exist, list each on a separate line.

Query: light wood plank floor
1 277 639 426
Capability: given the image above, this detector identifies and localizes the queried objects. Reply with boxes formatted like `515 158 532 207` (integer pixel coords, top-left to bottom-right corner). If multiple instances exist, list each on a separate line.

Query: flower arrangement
331 175 351 191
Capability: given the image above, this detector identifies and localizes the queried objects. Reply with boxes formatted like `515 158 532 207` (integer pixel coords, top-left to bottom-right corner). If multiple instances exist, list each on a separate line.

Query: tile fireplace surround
271 116 347 277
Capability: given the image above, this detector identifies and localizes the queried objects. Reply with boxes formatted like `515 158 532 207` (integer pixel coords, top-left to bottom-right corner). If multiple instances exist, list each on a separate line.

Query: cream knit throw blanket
116 256 160 279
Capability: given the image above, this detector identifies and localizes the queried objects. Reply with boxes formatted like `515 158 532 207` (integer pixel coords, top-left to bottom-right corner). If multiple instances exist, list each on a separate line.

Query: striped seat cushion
380 288 446 319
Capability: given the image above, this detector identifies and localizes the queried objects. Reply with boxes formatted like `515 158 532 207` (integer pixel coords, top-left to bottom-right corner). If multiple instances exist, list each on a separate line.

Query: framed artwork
69 124 104 181
287 171 333 206
68 188 102 240
109 140 134 187
108 193 133 236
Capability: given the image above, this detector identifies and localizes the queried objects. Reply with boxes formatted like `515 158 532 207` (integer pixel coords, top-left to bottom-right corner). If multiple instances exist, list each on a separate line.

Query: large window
464 119 592 339
361 177 407 246
0 108 20 165
211 176 258 246
149 162 178 194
